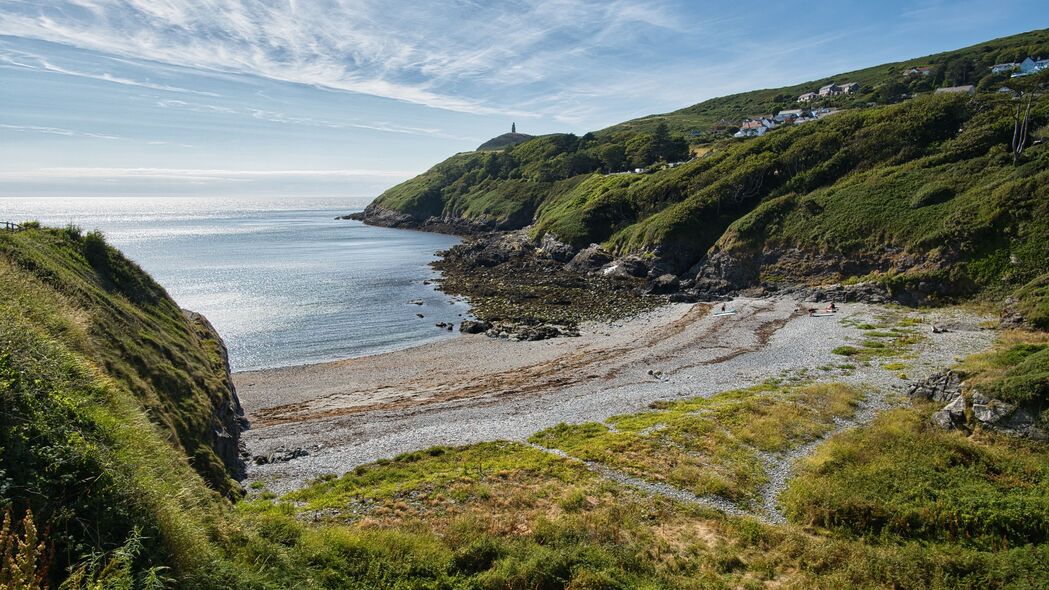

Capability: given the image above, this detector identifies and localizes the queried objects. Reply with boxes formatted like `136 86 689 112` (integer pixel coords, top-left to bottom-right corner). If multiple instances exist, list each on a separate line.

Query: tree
626 134 656 169
598 144 626 173
878 80 907 104
943 59 974 86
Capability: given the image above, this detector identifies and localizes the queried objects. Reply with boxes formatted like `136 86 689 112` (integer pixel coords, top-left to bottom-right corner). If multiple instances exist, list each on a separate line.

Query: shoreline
235 298 995 494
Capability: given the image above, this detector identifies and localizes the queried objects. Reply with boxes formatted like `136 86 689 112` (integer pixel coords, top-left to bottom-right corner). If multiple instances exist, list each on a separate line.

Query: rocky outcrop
645 274 680 295
566 244 614 272
909 371 1047 441
687 242 976 306
351 203 529 236
183 310 249 480
460 319 492 334
538 233 576 262
484 322 579 341
601 256 650 279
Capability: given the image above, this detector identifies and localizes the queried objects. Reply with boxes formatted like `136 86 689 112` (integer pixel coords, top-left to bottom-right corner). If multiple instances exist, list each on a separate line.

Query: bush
909 182 955 208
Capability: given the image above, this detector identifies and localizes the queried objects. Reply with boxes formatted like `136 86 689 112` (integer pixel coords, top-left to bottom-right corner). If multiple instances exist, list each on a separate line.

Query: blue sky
0 0 1045 198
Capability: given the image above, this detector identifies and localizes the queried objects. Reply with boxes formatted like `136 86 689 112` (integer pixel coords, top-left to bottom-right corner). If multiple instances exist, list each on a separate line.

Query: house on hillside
798 91 818 103
818 82 859 97
774 109 805 123
991 62 1019 74
733 117 776 138
1012 57 1049 77
934 85 975 95
905 66 933 77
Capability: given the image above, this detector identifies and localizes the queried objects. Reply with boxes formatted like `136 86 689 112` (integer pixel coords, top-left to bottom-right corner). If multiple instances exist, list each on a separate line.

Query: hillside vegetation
362 29 1049 302
3 230 1048 588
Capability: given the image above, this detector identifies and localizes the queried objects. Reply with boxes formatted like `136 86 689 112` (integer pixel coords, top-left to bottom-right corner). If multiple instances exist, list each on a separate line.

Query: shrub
909 182 955 208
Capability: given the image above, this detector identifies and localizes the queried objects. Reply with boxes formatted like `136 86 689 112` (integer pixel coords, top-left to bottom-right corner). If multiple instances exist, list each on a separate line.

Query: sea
0 197 469 372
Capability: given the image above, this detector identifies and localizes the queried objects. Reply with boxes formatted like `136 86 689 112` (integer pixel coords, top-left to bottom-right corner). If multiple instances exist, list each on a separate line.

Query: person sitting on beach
826 302 837 312
720 303 727 312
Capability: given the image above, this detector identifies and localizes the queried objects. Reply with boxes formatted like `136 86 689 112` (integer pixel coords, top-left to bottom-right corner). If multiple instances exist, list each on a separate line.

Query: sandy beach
236 298 994 493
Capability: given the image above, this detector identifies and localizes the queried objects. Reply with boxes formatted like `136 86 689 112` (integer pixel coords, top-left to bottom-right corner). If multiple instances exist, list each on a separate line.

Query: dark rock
601 256 649 279
416 313 424 318
668 292 699 303
253 447 309 465
538 233 575 262
408 299 424 305
907 370 962 403
931 396 966 430
460 320 492 334
920 375 1048 440
337 211 366 221
645 274 681 294
567 244 613 272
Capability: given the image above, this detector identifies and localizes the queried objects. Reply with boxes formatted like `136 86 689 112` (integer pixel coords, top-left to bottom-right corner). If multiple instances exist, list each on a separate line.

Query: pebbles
239 301 995 496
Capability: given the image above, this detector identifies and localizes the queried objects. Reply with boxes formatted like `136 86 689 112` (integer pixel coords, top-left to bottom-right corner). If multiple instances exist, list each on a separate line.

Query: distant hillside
356 28 1049 302
603 28 1049 139
477 131 535 151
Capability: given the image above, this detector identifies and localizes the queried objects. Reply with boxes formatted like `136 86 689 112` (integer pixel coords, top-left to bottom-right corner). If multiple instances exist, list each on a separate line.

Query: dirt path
237 300 994 494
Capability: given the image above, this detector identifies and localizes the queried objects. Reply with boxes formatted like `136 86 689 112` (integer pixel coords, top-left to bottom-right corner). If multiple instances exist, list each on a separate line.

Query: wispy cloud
0 123 120 140
0 167 417 182
0 0 683 117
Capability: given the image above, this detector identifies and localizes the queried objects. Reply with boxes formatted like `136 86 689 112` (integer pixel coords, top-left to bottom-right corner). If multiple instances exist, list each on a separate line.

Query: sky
0 1 1046 198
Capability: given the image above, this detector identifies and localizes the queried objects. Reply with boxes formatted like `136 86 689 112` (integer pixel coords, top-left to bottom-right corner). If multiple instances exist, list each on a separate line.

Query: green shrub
909 182 954 208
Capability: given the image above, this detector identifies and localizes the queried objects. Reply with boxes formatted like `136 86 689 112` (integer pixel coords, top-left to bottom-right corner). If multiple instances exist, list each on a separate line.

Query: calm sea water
0 197 469 371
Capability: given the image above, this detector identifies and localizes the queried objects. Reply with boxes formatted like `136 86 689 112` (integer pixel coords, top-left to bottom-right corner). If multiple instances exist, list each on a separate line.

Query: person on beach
720 303 726 312
827 302 837 312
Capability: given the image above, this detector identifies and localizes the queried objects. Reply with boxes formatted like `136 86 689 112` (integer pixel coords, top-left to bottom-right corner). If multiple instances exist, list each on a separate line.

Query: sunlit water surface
1 197 469 371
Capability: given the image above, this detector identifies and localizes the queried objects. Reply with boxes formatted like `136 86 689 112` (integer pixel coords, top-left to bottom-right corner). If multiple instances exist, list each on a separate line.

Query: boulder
931 396 966 430
907 370 962 403
566 244 613 272
460 320 492 334
601 257 649 279
538 233 575 262
645 274 681 294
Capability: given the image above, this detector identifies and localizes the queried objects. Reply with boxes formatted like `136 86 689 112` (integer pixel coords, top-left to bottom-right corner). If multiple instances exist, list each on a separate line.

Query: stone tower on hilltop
512 122 516 133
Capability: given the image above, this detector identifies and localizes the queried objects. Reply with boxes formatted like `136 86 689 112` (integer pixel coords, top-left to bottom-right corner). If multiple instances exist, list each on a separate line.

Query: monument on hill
512 122 516 133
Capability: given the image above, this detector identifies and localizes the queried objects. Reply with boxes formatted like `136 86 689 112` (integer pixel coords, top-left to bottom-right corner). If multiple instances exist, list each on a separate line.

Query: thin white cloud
0 0 682 116
0 46 223 96
0 123 120 140
0 167 417 182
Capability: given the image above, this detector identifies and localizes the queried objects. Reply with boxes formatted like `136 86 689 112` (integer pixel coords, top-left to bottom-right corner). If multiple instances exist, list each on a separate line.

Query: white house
798 91 818 103
818 83 839 97
1013 57 1049 77
991 62 1018 74
733 117 776 138
840 82 860 94
905 66 933 77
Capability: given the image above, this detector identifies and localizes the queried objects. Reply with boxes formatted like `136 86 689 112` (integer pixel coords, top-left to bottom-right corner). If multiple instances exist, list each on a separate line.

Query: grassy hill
477 132 535 151
360 28 1049 302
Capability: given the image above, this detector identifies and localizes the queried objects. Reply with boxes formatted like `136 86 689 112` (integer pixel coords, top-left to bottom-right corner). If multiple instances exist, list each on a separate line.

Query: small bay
0 196 468 371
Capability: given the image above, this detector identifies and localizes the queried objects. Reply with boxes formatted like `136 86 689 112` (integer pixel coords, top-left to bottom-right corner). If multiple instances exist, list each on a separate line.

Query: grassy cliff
0 226 252 586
